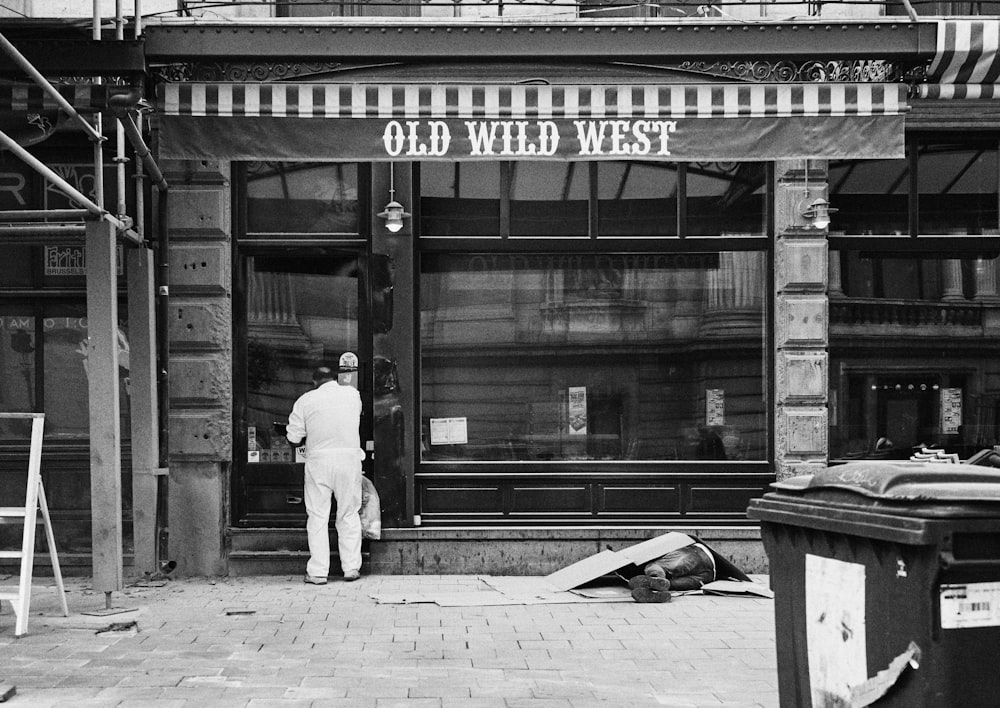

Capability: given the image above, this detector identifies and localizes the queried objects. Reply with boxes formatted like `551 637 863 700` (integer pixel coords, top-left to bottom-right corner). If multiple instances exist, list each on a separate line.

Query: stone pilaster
774 160 829 481
163 159 232 576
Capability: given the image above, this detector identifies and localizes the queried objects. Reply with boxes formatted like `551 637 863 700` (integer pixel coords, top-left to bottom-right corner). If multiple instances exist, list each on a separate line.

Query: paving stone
3 575 780 707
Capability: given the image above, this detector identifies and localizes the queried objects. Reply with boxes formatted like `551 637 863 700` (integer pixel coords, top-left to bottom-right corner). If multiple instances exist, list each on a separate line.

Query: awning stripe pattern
918 20 1000 99
158 82 907 119
0 84 134 112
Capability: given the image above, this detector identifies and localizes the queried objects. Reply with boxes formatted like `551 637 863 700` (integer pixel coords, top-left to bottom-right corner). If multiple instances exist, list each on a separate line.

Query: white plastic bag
360 476 382 541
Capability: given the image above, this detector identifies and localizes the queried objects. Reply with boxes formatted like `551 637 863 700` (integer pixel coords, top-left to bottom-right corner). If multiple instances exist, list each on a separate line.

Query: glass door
234 249 370 527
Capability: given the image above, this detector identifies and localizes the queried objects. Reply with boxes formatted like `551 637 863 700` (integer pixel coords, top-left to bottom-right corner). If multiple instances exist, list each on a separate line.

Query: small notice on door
940 388 962 435
706 389 725 427
941 582 1000 629
430 417 468 445
568 386 587 436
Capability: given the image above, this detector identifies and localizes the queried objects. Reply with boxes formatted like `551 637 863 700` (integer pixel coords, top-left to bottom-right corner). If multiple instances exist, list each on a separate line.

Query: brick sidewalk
1 575 777 708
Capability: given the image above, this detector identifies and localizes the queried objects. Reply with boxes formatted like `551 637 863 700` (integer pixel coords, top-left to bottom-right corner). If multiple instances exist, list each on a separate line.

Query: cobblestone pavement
1 574 777 708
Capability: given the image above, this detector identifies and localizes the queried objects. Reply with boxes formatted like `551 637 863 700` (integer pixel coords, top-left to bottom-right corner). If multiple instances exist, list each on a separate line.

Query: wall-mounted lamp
800 197 837 230
377 163 410 233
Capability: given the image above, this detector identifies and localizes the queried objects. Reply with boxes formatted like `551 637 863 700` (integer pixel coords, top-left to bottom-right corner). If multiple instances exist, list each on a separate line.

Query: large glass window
420 251 768 462
829 250 1000 462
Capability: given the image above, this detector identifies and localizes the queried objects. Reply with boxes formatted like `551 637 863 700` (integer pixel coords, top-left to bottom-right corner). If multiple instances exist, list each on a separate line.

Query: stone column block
777 296 827 347
778 406 828 457
170 355 232 406
169 242 231 294
168 299 232 351
776 239 828 292
169 409 233 460
777 351 828 403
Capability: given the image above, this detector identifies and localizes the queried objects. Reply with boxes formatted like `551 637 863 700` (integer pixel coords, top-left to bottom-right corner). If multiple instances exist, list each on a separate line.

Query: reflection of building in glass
830 252 1000 461
420 251 767 463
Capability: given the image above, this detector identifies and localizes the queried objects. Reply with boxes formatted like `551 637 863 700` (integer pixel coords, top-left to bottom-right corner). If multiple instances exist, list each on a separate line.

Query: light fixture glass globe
378 200 409 233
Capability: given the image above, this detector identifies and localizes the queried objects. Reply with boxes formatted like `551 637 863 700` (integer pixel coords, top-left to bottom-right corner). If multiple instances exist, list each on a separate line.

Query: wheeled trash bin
748 461 1000 708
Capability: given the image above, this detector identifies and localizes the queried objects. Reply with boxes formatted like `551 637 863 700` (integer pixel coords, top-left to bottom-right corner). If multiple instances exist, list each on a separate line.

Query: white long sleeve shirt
286 380 362 455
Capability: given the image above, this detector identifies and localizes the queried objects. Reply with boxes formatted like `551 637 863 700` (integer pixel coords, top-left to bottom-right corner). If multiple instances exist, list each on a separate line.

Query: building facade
2 4 1000 578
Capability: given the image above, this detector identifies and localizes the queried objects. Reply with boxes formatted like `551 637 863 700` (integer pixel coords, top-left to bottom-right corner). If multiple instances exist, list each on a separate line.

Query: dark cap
311 366 336 384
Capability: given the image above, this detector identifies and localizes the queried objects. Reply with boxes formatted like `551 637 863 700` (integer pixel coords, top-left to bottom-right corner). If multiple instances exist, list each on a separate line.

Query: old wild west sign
157 82 907 161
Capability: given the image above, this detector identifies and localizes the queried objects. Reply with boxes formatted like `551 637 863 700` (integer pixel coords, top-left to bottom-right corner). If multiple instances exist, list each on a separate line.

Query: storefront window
245 162 360 235
829 250 1000 462
420 251 768 462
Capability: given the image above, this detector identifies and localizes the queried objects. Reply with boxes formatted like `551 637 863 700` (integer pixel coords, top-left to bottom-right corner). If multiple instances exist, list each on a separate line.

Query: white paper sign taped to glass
430 417 468 446
157 83 908 162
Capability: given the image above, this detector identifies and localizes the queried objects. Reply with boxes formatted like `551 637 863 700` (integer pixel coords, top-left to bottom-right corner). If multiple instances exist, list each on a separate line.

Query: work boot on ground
628 574 671 603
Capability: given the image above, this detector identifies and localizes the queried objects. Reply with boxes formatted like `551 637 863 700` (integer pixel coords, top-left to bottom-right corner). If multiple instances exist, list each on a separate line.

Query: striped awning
156 81 908 161
0 83 137 113
917 20 1000 99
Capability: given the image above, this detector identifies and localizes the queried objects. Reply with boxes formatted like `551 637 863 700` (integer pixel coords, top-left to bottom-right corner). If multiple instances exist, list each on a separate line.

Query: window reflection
509 163 589 237
420 162 501 237
597 162 677 237
830 250 1000 462
243 255 358 462
246 162 359 234
420 252 768 462
686 162 766 237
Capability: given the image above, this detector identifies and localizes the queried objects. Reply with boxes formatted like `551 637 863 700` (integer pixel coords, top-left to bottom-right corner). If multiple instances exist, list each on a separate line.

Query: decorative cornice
151 61 345 83
152 58 908 83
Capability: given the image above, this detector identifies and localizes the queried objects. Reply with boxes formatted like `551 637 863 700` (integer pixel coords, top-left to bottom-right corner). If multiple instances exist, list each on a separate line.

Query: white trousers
303 450 363 578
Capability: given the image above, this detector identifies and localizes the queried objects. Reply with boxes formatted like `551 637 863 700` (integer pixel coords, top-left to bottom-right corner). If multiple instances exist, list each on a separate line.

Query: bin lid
772 461 1000 502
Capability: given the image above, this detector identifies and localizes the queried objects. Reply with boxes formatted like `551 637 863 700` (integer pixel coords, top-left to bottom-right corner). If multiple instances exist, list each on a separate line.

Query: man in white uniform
286 361 364 584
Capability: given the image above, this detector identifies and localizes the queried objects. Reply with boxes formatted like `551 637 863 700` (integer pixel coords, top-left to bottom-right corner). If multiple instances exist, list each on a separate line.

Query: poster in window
430 417 468 445
568 386 587 435
940 388 962 435
706 389 725 427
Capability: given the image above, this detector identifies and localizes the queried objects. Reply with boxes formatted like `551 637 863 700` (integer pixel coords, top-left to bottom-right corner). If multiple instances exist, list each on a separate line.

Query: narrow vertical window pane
419 162 501 237
597 162 678 237
0 312 36 439
420 252 767 462
686 162 766 236
509 163 589 237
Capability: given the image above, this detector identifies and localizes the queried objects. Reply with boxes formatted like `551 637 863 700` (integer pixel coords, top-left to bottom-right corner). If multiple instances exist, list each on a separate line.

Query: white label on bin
940 582 1000 629
806 555 867 708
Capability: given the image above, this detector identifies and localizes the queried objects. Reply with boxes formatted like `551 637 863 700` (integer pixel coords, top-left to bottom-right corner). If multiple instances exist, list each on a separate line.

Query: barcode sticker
940 582 1000 629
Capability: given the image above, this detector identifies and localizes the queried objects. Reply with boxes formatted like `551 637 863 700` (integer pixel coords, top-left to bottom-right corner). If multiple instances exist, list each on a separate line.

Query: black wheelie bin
748 460 1000 708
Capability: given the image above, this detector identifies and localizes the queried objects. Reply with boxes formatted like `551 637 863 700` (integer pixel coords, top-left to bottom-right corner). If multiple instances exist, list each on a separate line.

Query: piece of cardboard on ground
369 532 766 606
547 531 752 591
